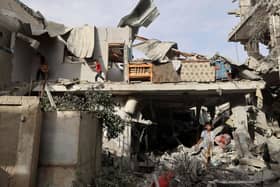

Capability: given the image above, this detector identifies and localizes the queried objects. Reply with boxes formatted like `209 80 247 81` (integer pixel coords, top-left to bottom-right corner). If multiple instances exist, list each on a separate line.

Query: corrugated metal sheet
65 25 95 58
134 39 177 62
118 0 159 33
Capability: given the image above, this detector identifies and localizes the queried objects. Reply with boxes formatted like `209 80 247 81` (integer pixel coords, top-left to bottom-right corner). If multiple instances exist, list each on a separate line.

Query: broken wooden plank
45 85 56 109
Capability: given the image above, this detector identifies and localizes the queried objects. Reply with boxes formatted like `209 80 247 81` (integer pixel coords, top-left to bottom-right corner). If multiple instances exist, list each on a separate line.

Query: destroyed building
229 0 280 81
0 0 280 186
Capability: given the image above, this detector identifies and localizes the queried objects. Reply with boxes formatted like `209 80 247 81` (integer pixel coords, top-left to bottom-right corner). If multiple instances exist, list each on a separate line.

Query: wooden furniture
128 63 153 82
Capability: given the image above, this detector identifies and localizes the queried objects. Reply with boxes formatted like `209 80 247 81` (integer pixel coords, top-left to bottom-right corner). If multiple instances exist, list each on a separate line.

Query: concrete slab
33 80 266 95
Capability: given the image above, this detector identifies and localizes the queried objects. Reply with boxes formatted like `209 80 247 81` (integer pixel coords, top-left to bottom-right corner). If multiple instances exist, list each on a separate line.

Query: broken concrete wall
37 36 96 82
0 0 43 28
230 1 280 78
12 37 95 82
0 96 42 187
95 27 132 81
11 38 34 82
38 111 102 187
32 27 131 83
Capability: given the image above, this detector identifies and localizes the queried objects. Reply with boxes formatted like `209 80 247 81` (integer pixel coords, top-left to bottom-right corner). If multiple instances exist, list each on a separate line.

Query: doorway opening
107 43 125 82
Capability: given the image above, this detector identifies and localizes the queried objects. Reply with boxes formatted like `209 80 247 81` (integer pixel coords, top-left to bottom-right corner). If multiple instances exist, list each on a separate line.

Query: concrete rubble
98 105 280 187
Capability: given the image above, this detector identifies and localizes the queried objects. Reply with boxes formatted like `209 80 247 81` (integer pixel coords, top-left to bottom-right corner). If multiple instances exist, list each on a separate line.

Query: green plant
40 91 125 139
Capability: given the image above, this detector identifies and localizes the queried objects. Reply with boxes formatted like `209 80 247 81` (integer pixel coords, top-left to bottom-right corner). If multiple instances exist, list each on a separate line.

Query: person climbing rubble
93 59 105 82
195 123 215 166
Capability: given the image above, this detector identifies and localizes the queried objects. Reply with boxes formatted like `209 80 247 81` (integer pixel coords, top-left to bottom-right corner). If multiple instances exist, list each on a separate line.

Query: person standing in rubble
195 123 215 166
94 59 105 82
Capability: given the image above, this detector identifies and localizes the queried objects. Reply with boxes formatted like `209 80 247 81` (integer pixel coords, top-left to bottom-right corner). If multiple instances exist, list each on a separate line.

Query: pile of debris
132 35 265 84
94 150 151 187
149 105 280 187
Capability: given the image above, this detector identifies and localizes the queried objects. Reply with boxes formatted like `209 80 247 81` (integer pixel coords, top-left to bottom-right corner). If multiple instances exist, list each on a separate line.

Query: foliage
40 91 125 139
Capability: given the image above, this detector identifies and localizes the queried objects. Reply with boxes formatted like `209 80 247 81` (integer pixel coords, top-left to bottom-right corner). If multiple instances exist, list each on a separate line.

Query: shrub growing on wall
40 91 125 139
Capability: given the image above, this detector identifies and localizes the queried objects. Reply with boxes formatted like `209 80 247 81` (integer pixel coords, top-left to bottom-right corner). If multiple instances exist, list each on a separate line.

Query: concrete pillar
124 45 130 83
269 15 280 78
269 15 280 48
